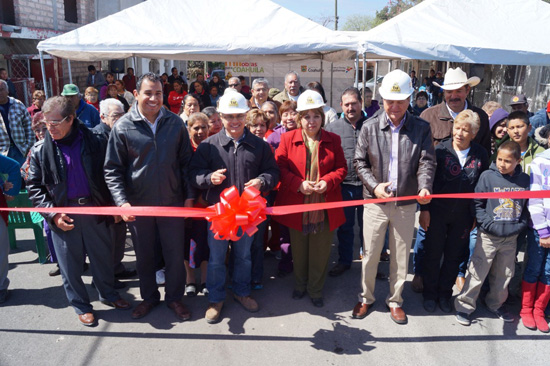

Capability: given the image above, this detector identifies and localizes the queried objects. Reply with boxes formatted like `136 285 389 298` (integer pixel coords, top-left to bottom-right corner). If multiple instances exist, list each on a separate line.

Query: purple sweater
56 132 91 199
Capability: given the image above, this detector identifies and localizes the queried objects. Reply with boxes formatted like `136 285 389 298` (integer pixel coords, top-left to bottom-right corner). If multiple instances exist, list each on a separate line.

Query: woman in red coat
274 90 347 307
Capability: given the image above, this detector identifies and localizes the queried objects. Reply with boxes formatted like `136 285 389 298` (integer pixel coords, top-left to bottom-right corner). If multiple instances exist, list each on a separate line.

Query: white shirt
455 147 470 167
387 115 406 191
446 100 469 120
138 107 164 135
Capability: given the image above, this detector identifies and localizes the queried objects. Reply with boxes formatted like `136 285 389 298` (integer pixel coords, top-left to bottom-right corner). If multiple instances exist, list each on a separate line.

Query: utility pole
334 0 338 30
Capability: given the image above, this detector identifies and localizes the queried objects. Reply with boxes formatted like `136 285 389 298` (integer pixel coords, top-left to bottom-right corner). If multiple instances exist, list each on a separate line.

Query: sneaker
199 283 209 295
456 312 471 326
185 283 197 297
205 302 223 323
156 269 165 285
251 282 263 290
234 295 259 312
49 264 61 277
491 306 514 323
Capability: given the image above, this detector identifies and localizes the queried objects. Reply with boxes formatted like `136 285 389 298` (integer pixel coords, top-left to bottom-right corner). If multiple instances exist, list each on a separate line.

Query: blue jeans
458 227 477 277
413 226 425 275
336 184 363 266
524 228 550 285
207 224 253 303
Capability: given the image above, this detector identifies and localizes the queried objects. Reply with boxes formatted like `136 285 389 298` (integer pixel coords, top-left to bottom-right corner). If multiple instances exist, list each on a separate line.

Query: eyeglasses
45 116 68 126
108 112 125 120
228 84 239 87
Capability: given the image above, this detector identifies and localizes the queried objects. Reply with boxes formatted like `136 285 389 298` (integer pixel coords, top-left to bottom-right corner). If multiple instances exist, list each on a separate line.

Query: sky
271 0 390 29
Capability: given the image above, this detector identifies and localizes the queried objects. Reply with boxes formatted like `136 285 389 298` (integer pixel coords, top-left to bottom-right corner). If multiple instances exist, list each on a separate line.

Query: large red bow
205 186 267 241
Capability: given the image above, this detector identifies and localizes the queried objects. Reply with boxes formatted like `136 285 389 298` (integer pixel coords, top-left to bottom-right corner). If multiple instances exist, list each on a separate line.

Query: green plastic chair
7 190 47 264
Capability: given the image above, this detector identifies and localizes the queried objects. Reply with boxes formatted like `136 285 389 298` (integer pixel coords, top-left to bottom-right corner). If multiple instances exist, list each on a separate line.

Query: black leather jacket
26 121 111 230
189 128 279 205
354 111 436 205
104 106 193 206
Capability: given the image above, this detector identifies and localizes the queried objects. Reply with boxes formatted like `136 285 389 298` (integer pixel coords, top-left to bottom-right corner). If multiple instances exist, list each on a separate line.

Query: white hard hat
296 90 325 112
217 89 250 114
379 69 413 101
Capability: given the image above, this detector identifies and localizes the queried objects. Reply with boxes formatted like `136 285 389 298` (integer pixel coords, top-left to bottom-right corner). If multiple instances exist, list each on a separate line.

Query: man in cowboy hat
420 67 491 154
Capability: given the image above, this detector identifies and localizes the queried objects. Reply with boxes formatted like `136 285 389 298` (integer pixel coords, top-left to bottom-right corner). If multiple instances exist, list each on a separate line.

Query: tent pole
68 59 73 84
362 52 366 108
319 56 323 85
354 52 359 88
373 61 379 101
39 50 49 99
330 62 334 109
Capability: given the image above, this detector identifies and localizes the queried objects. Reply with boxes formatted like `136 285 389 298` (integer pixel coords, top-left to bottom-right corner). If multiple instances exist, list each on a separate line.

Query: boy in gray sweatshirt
455 141 529 325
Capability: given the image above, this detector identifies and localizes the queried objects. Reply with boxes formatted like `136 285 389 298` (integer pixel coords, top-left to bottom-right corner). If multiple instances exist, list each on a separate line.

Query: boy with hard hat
189 90 279 324
352 69 436 324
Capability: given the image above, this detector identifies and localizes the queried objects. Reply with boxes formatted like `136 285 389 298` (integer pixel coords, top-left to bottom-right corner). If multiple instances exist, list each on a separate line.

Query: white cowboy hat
433 67 480 91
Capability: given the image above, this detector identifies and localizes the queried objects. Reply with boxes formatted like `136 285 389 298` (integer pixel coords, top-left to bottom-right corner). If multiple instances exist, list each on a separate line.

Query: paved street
1 227 549 366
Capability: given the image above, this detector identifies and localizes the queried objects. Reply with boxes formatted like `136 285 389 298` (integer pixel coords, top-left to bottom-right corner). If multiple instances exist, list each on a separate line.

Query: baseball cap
61 84 80 96
379 70 414 101
509 94 528 106
296 90 325 112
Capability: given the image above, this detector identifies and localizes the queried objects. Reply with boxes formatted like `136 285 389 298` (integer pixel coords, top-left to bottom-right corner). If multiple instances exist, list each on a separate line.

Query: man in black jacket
190 90 279 324
27 96 130 327
104 73 193 322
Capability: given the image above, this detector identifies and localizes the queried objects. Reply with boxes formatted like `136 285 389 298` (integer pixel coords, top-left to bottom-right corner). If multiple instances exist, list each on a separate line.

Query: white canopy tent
352 0 550 66
36 0 371 63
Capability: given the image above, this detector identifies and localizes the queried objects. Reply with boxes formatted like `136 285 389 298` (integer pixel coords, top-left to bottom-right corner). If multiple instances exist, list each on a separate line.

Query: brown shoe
102 297 131 310
455 276 465 292
411 275 424 293
234 295 259 312
167 300 191 321
389 306 407 324
352 302 370 319
78 312 96 326
131 300 158 319
205 301 224 323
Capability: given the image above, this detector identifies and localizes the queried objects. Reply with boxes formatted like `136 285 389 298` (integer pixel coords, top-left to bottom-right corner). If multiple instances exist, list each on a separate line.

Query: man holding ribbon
27 96 130 326
104 73 194 322
190 90 279 324
352 69 436 325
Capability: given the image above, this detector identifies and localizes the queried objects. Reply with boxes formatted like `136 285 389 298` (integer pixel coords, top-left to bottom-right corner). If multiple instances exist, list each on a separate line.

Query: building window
0 0 16 25
64 0 78 23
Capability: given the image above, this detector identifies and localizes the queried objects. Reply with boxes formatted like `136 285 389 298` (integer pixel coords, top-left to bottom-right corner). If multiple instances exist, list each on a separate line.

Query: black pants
422 205 473 301
128 216 186 303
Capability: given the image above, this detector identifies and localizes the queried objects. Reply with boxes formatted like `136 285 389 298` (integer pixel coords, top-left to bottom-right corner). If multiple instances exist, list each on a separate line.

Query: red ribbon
205 186 267 241
2 188 550 241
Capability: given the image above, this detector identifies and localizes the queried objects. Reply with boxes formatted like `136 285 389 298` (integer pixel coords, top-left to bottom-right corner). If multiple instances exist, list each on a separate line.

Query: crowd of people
0 65 549 334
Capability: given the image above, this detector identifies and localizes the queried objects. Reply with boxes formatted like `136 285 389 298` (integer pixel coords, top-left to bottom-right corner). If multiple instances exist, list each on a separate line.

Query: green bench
7 190 48 264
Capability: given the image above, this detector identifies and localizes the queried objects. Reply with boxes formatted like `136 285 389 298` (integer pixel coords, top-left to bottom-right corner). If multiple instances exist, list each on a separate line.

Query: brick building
0 0 101 104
